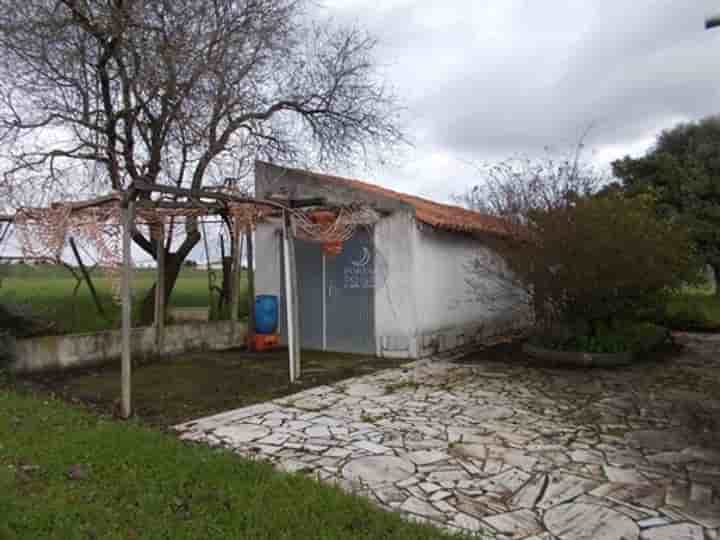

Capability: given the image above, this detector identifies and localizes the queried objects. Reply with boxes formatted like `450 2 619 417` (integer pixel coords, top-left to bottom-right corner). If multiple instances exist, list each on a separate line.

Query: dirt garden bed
4 348 406 427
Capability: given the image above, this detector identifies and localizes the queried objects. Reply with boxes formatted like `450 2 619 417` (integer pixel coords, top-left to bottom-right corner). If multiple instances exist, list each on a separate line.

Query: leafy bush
536 321 669 354
662 294 720 332
494 193 698 333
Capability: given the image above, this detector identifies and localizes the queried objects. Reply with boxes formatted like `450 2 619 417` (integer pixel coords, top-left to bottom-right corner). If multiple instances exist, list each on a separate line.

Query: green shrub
537 321 669 354
662 294 720 332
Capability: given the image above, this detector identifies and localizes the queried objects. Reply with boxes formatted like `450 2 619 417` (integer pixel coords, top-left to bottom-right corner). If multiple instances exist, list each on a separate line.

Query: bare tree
456 143 607 226
0 0 403 322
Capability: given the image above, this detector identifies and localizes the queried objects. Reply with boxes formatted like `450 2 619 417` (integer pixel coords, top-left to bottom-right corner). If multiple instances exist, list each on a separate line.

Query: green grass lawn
0 383 461 540
663 289 720 332
0 264 248 334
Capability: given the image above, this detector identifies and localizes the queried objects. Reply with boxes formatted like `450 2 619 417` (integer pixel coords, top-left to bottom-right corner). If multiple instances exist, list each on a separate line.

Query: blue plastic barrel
254 295 279 334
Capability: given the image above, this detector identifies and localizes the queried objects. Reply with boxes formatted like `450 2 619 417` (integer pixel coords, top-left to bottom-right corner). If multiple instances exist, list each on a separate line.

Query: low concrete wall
8 321 247 374
672 331 720 355
379 317 529 360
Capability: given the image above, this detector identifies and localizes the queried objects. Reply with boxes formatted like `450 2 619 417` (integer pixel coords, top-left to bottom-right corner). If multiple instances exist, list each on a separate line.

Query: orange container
251 333 280 352
322 240 343 256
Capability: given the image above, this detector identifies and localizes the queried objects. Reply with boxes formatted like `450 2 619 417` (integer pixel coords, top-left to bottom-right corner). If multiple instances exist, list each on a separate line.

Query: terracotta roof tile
306 170 513 238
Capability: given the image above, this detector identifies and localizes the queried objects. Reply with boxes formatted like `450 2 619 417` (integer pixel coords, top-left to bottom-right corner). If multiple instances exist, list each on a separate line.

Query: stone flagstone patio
175 348 720 539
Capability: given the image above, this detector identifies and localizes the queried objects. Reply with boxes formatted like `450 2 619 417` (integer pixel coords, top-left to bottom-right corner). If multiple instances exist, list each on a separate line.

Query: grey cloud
323 0 720 196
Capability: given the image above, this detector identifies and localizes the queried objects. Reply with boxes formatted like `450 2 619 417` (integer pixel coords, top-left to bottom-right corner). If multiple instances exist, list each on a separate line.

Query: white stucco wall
255 221 283 297
373 210 418 358
412 224 528 356
255 210 528 359
254 220 286 342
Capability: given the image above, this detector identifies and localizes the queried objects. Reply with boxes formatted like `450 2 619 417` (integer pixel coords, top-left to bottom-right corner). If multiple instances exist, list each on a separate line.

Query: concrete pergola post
246 224 256 347
153 222 166 356
230 217 243 323
282 210 301 382
120 201 135 419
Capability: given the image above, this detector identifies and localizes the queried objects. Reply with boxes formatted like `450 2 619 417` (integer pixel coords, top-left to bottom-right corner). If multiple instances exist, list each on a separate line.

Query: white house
254 161 527 359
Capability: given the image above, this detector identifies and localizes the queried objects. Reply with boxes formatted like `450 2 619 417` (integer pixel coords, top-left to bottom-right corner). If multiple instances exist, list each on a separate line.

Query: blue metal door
294 238 324 350
325 229 375 354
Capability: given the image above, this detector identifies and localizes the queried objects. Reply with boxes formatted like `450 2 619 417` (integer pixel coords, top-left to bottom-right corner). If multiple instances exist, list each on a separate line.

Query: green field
0 264 248 335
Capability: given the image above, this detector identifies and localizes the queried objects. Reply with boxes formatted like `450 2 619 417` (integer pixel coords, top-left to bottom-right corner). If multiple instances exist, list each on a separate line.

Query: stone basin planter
522 343 633 368
671 331 720 354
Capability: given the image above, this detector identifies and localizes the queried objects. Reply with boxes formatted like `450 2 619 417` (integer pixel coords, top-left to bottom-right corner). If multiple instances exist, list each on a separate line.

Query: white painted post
120 202 135 419
230 218 242 322
322 253 327 351
289 224 301 380
246 224 255 347
282 212 297 383
154 223 165 355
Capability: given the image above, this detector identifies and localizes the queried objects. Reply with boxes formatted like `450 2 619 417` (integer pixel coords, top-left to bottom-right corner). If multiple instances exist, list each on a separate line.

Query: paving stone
430 490 452 501
570 449 606 465
489 446 538 471
463 405 515 422
544 503 640 540
433 500 456 514
396 476 421 488
625 430 692 452
670 503 720 529
478 468 531 496
324 447 352 458
176 351 720 536
639 523 704 540
682 447 720 464
536 473 599 509
212 424 271 443
352 440 391 455
256 433 290 446
456 493 509 517
483 509 543 539
406 449 449 466
452 512 486 533
426 468 471 484
604 483 667 510
484 458 505 474
637 517 671 529
689 483 712 505
511 474 548 509
419 482 442 494
400 497 445 521
451 443 488 461
306 425 332 438
277 459 313 473
666 482 690 507
342 456 415 486
648 452 696 466
604 465 650 485
373 485 407 505
344 382 387 397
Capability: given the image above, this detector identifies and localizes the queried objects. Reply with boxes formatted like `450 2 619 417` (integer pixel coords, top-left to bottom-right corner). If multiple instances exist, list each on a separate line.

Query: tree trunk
139 254 184 326
712 264 720 298
220 256 233 315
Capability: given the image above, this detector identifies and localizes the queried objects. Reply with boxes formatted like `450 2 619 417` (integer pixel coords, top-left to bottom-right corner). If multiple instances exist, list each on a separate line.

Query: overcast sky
319 0 720 202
